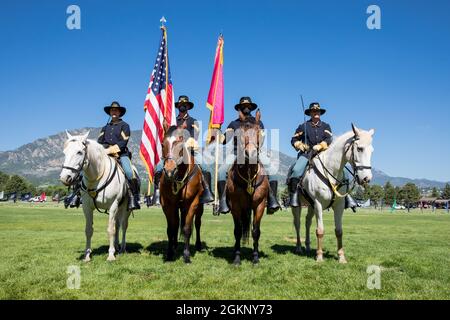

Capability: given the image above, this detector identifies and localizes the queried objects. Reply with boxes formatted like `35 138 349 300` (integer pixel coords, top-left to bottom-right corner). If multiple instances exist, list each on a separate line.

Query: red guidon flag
140 26 175 182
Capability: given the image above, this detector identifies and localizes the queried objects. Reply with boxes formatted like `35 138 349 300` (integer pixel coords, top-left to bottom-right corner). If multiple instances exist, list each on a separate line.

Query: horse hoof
294 246 304 255
107 255 116 262
339 256 348 264
253 258 260 265
84 256 91 263
195 243 202 251
316 255 324 263
184 257 191 264
233 258 241 266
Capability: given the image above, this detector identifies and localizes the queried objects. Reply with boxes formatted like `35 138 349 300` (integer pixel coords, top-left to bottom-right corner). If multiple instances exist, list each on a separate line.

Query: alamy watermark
366 265 381 290
367 5 381 30
67 265 81 290
66 5 81 30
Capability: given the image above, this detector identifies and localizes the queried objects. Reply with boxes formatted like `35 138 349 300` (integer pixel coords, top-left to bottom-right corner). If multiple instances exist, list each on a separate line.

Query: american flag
140 26 175 182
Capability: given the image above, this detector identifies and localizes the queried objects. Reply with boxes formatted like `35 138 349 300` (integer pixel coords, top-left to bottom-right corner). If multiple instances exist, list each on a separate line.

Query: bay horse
227 110 269 265
291 124 375 263
60 131 131 262
160 121 204 263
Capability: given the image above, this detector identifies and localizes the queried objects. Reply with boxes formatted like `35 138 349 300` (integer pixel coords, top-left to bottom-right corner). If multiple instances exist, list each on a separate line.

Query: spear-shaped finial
160 16 167 28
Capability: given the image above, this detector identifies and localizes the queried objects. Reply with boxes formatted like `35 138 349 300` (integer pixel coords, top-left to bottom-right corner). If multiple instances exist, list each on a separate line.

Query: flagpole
213 129 220 215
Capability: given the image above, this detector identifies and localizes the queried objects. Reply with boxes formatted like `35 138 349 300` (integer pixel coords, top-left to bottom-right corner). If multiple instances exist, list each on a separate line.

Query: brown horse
226 110 269 265
160 122 204 263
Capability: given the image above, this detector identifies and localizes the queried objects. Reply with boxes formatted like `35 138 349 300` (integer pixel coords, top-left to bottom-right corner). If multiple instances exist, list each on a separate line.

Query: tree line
353 181 450 207
0 171 69 198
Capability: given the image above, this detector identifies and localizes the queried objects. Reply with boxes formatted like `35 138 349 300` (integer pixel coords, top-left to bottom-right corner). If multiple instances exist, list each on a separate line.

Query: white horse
292 124 375 263
60 131 131 262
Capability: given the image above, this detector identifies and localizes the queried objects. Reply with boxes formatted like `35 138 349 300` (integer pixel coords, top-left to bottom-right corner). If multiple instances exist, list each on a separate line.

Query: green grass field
0 202 449 300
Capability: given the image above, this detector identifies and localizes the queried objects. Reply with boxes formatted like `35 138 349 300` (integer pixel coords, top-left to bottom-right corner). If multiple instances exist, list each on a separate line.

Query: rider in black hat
151 96 215 206
287 102 358 211
98 101 141 210
68 101 141 210
215 97 281 215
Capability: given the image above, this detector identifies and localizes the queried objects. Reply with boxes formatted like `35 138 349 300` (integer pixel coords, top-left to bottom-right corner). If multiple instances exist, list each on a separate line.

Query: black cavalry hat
175 95 194 110
305 102 326 116
234 96 258 111
104 101 126 117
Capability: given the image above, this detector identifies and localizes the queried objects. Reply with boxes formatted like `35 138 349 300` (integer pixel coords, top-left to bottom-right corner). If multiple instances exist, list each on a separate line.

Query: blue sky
1 0 450 181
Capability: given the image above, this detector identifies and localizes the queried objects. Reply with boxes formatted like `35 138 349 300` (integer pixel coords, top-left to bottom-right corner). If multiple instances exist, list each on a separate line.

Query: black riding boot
345 194 359 213
200 171 214 204
217 180 230 215
69 179 82 208
267 180 281 214
128 178 141 211
288 178 300 208
69 193 81 208
152 171 162 206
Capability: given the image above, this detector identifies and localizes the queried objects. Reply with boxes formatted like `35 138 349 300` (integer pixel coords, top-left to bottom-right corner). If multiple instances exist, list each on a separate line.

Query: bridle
161 138 196 195
234 126 263 195
62 142 88 185
315 136 372 200
345 137 373 184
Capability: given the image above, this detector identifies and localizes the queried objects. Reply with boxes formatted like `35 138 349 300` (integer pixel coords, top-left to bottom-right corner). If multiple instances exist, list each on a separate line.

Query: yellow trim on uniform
324 130 332 136
192 124 199 132
121 131 130 140
99 131 105 137
293 131 304 138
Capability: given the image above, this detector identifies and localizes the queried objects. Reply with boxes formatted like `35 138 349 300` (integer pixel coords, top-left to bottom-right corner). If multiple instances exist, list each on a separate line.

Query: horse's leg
334 200 347 264
119 207 130 254
305 206 314 255
252 201 265 265
232 212 242 266
164 206 179 261
183 197 200 264
107 200 119 261
194 204 203 251
82 206 94 262
314 201 325 262
292 206 304 255
114 218 121 252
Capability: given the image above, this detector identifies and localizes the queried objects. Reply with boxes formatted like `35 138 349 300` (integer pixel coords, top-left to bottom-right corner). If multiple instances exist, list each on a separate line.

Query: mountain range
0 127 448 189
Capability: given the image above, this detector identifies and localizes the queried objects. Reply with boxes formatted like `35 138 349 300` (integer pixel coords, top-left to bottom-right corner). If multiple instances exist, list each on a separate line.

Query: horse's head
237 109 263 164
346 124 375 186
161 120 190 181
60 130 90 186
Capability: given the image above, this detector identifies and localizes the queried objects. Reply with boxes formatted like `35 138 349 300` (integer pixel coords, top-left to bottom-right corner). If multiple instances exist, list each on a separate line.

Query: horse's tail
241 208 252 244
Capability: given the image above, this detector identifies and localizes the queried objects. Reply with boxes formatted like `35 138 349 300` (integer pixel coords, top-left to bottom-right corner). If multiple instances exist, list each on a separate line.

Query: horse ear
368 128 375 136
255 109 261 124
238 110 246 122
351 123 361 138
81 131 90 142
66 130 73 140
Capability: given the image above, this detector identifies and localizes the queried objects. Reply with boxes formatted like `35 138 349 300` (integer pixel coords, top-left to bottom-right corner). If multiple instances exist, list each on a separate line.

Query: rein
162 141 199 196
171 164 199 196
81 157 119 214
309 137 371 209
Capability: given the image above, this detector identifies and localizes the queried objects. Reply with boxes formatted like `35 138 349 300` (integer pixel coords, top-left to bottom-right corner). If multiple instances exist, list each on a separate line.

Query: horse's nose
60 175 72 186
165 168 176 179
363 177 371 184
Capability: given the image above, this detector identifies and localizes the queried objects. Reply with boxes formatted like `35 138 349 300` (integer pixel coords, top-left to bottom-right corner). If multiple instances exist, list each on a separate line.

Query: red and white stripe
140 74 175 181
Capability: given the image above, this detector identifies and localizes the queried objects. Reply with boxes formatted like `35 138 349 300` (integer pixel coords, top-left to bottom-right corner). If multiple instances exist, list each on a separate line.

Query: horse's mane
85 139 107 158
329 131 355 149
